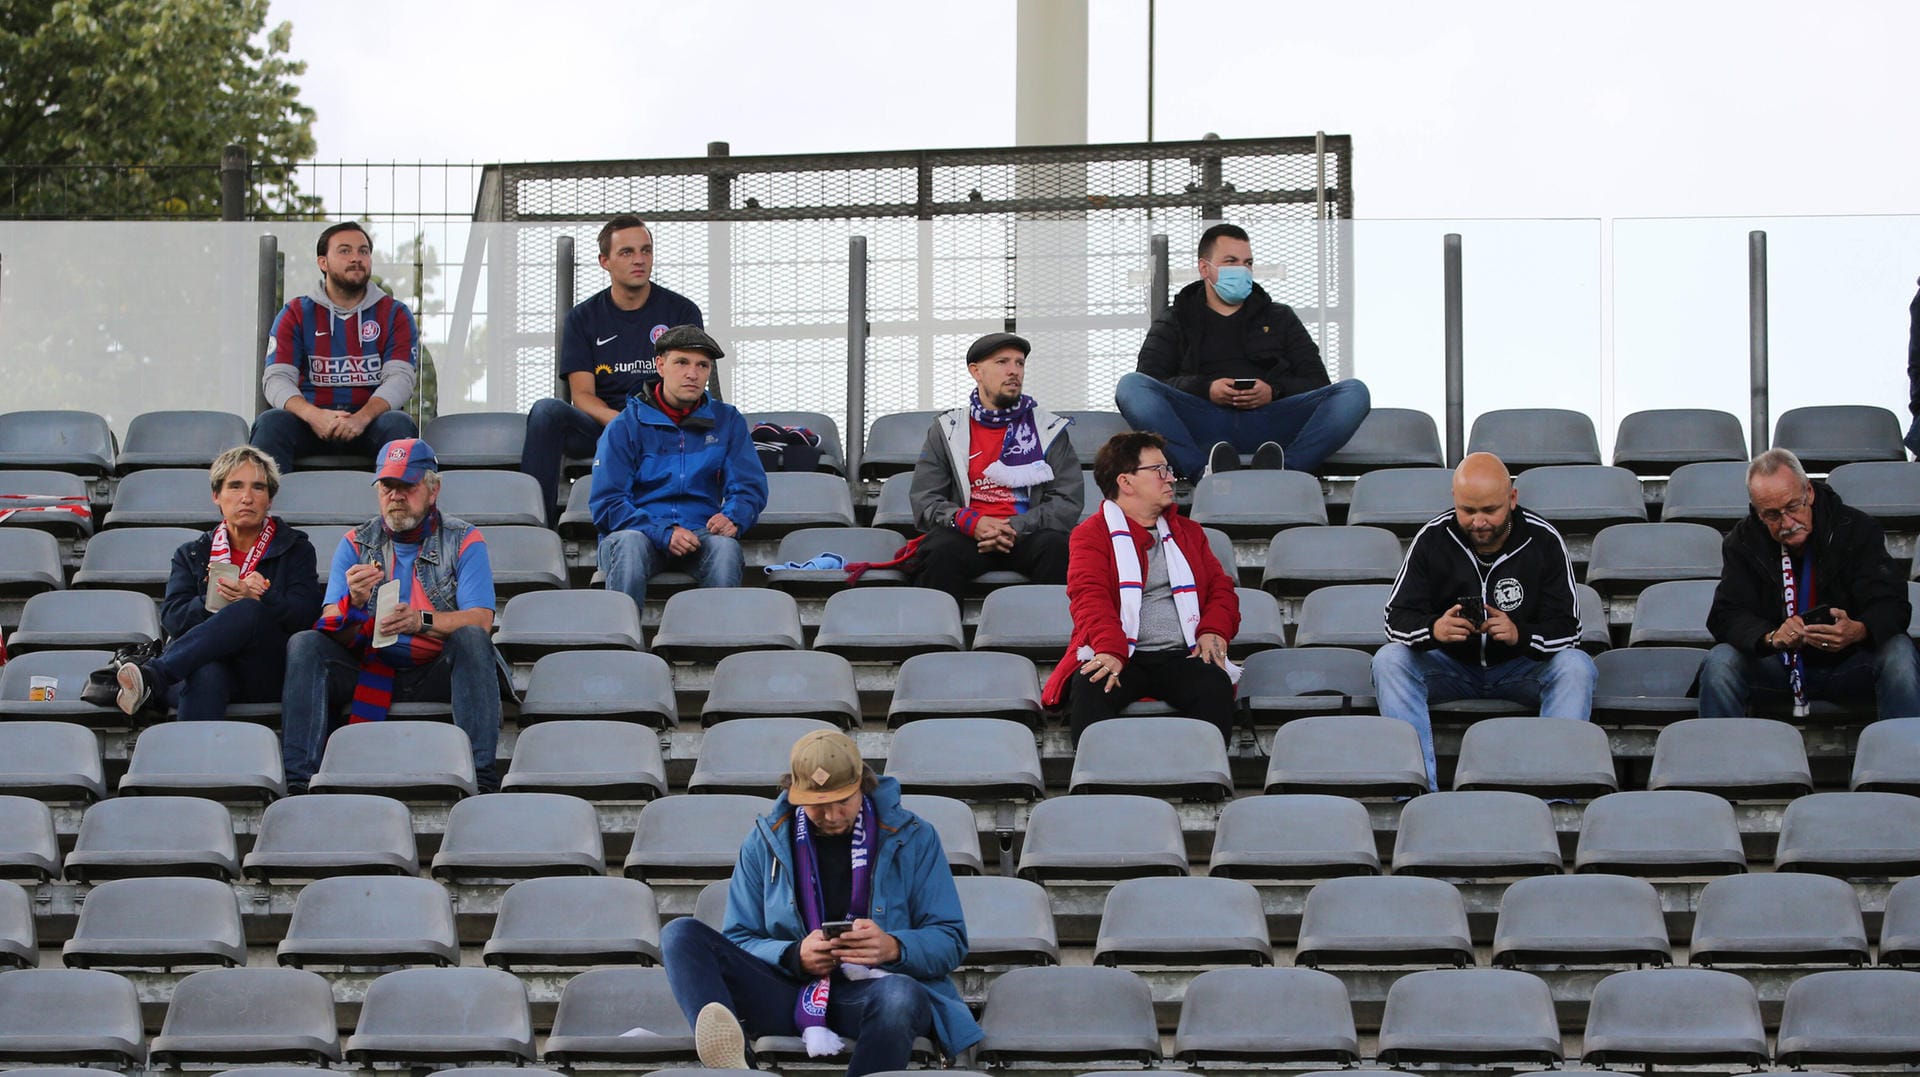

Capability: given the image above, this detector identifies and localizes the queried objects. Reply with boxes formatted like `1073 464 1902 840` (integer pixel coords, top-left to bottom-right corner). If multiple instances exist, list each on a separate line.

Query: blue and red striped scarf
315 511 438 723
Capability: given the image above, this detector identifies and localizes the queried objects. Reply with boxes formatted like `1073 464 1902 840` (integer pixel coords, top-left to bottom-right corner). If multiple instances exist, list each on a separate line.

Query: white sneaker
115 663 152 716
695 1001 750 1070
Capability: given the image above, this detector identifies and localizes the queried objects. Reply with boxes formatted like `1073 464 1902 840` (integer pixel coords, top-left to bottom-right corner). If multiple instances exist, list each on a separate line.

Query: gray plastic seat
342 967 535 1065
1468 407 1601 470
814 587 963 658
1069 716 1233 800
0 968 146 1064
437 470 545 526
501 720 667 800
1231 586 1288 654
1574 790 1745 876
1208 794 1379 879
1573 581 1612 652
977 965 1159 1065
1453 717 1617 798
1612 408 1748 475
1777 968 1920 1065
1391 790 1563 878
273 470 369 525
1689 873 1866 966
1173 966 1357 1063
1591 646 1705 724
101 469 224 529
1201 525 1240 581
1322 407 1444 473
0 797 59 882
1627 579 1716 646
0 470 93 538
953 875 1058 965
1295 875 1472 967
481 525 567 597
687 717 837 795
1236 647 1375 720
885 718 1044 799
150 967 340 1066
755 473 858 536
1057 410 1127 467
624 794 773 881
119 720 286 800
430 792 605 880
421 413 526 469
1648 717 1812 799
1581 967 1767 1066
1585 521 1724 596
518 649 675 729
1094 876 1270 966
1826 460 1920 527
0 410 114 477
746 410 846 475
889 650 1044 727
309 721 477 800
0 650 124 727
0 721 105 801
1492 873 1670 967
897 793 985 874
66 795 238 881
7 589 160 654
858 410 940 480
703 650 860 728
483 876 661 968
242 794 419 881
1660 461 1752 528
1292 584 1393 650
1853 717 1920 792
1266 715 1428 798
693 877 732 930
1190 470 1328 536
971 583 1071 658
542 966 697 1064
764 526 904 592
1016 795 1187 881
1879 876 1920 965
0 529 64 597
72 526 196 594
556 476 596 539
1774 791 1920 876
277 875 457 968
0 879 38 967
1260 525 1402 597
868 472 914 528
1515 464 1648 533
115 410 250 473
1377 967 1563 1065
650 589 800 661
63 875 245 968
1775 404 1906 471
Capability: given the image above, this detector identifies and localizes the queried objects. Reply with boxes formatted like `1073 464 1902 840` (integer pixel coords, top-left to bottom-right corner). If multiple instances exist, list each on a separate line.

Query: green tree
0 0 319 218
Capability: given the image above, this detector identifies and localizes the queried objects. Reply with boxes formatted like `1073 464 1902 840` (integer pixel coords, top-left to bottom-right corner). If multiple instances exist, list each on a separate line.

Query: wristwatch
418 610 435 633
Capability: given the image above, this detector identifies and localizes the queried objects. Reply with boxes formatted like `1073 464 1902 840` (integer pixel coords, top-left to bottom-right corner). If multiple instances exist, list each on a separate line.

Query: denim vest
347 512 477 613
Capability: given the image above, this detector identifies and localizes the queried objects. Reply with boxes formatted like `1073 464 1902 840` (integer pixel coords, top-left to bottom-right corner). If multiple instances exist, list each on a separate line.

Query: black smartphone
1456 595 1487 627
821 920 855 939
1231 378 1258 390
1803 605 1836 626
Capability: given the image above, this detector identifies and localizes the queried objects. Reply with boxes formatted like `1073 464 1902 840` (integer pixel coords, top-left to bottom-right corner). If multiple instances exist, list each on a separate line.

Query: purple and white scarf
791 795 878 1054
969 390 1054 489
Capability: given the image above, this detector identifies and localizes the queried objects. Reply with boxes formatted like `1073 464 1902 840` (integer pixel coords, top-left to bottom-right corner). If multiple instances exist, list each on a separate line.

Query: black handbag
79 639 165 718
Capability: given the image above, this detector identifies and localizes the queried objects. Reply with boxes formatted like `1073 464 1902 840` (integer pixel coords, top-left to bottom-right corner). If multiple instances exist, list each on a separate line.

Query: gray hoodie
261 278 417 412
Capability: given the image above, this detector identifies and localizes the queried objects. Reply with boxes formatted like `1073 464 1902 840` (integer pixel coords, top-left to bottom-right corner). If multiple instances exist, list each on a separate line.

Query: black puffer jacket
1134 280 1329 399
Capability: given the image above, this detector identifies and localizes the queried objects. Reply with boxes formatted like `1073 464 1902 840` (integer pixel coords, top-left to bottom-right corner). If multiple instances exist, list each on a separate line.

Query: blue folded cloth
765 552 847 574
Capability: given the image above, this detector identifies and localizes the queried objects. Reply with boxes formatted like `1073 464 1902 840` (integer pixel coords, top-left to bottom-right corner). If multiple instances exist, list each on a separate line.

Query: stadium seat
421 413 526 469
483 876 661 968
500 720 667 800
1452 716 1617 797
976 966 1160 1065
0 797 59 882
542 967 696 1065
0 470 93 539
745 410 846 475
430 792 605 880
0 968 147 1065
1232 587 1288 654
953 875 1058 965
115 410 251 474
556 477 595 540
0 650 122 725
888 650 1045 727
1345 467 1452 535
898 793 985 874
1207 794 1379 879
1853 716 1920 792
1775 404 1906 472
859 411 940 480
1627 579 1717 646
1069 716 1233 800
885 718 1044 800
272 471 370 525
1689 873 1867 966
100 470 222 530
518 649 675 728
1515 464 1648 532
149 966 340 1066
1292 584 1393 650
1574 790 1745 876
651 589 801 661
1190 470 1328 536
308 721 477 800
692 878 731 930
1294 875 1473 967
763 527 905 592
62 875 245 968
868 472 914 529
703 650 860 727
0 410 114 477
6 589 159 654
1376 968 1563 1065
1260 525 1402 598
1774 791 1920 876
1660 461 1752 528
1201 525 1239 580
1266 715 1428 798
0 722 105 801
494 589 646 660
1573 582 1612 652
1584 521 1724 597
277 875 458 968
241 793 419 881
70 527 192 596
687 717 838 795
623 795 772 881
437 470 546 526
754 473 858 537
1390 790 1563 878
1236 647 1375 721
814 587 963 658
118 720 285 801
1647 717 1813 799
1491 873 1670 967
1876 875 1920 966
65 795 238 882
1777 968 1920 1066
296 524 348 576
1826 460 1920 528
1581 967 1768 1066
971 584 1071 658
1611 408 1748 475
341 967 535 1065
1172 966 1358 1063
0 879 37 968
1057 410 1129 467
1590 646 1705 724
1016 795 1187 881
1467 408 1601 470
0 529 63 598
480 525 567 597
1094 876 1270 966
1322 407 1445 473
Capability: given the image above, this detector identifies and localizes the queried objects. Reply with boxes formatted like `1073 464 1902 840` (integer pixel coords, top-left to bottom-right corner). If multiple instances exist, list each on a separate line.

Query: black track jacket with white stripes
1382 507 1583 666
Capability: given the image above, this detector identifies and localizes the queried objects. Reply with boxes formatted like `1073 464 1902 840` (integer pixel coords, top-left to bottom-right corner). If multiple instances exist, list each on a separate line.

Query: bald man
1372 452 1595 788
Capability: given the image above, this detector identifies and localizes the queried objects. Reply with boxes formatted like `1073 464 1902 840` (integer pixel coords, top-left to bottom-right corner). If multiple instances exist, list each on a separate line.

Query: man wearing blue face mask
1117 223 1371 480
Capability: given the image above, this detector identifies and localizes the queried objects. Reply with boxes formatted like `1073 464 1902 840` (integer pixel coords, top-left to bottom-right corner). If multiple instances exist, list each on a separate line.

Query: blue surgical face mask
1210 264 1253 304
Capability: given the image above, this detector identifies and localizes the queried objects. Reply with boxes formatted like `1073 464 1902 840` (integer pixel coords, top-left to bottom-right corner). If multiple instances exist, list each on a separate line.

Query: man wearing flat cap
659 729 982 1076
905 331 1082 601
589 324 768 601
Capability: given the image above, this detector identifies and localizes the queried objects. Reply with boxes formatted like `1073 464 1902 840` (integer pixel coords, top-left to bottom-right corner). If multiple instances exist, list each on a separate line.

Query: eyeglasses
1756 495 1810 525
1129 463 1176 480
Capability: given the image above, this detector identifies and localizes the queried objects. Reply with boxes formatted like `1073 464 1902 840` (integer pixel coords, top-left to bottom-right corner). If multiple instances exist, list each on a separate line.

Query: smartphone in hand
1803 605 1836 626
821 920 855 940
1231 378 1258 390
1456 595 1487 628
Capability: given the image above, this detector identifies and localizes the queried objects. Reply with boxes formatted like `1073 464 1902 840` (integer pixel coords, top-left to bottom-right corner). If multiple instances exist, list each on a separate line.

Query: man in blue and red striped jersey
250 221 421 474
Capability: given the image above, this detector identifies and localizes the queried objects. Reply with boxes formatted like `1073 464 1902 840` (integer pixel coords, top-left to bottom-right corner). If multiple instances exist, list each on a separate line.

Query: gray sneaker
1250 441 1286 471
1203 441 1240 479
695 1001 750 1070
114 662 153 716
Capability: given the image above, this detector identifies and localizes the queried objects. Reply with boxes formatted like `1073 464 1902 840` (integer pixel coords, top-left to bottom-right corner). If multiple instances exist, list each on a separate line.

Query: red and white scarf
1086 500 1240 681
209 517 277 578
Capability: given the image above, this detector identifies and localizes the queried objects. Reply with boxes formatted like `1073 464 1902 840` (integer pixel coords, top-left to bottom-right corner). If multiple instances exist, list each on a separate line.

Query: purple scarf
969 390 1054 489
791 796 877 1033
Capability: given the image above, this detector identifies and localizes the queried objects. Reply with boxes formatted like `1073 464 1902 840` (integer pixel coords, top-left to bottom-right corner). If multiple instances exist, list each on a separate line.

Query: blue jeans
1113 372 1371 478
279 626 502 786
249 407 419 475
1697 636 1920 719
150 598 289 719
660 918 934 1077
600 528 743 603
1371 643 1598 789
521 398 605 524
